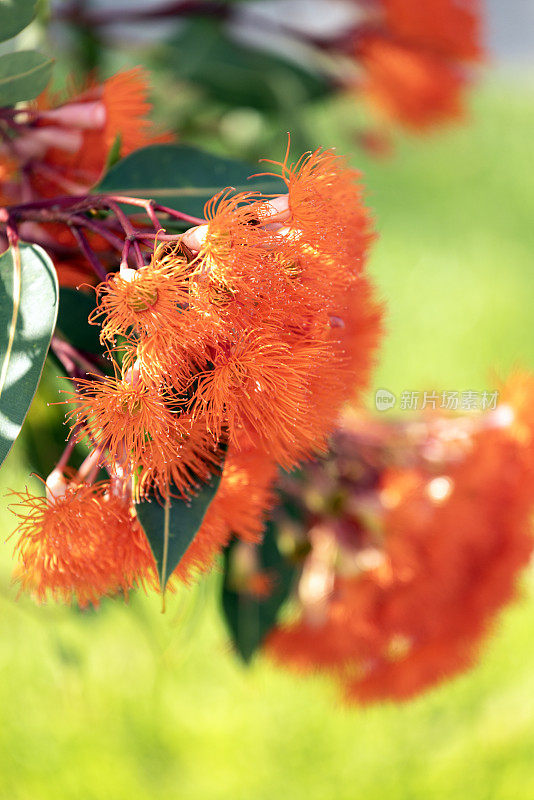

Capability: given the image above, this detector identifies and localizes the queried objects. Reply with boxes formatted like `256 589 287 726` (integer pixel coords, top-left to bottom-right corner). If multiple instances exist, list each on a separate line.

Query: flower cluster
10 475 156 608
356 0 483 131
1 67 166 201
0 67 168 286
10 146 383 605
267 373 534 703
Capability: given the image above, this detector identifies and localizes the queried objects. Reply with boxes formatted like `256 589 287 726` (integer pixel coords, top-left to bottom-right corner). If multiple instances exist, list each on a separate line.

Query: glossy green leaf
222 521 296 663
56 288 101 355
98 143 284 218
103 132 122 173
0 50 54 107
136 468 224 590
0 0 37 43
18 360 94 481
0 243 58 469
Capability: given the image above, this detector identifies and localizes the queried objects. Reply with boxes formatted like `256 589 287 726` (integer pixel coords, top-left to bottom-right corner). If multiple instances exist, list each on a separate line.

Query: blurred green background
0 71 534 799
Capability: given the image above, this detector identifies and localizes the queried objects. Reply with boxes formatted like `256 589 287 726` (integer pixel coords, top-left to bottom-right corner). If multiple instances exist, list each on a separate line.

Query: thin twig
51 337 104 377
56 0 229 26
70 226 108 281
106 199 145 268
106 195 205 227
135 232 184 243
69 214 124 250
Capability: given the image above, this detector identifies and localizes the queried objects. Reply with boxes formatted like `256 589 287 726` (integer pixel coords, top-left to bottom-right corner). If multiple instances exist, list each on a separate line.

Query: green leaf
136 468 224 590
0 0 37 43
157 18 329 113
103 132 122 173
0 50 54 107
222 521 296 663
98 143 284 218
0 243 58 469
56 288 101 355
19 359 93 481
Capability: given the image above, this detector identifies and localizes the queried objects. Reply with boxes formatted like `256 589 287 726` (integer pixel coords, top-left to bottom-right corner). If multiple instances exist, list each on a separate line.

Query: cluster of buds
0 67 169 286
9 146 383 606
267 373 534 703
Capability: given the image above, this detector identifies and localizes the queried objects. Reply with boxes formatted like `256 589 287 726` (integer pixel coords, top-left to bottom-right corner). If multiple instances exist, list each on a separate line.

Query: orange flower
351 0 482 131
381 0 482 61
181 189 282 322
10 479 155 607
66 369 181 474
304 277 384 437
136 414 223 502
40 141 385 600
267 379 534 703
91 244 213 390
212 444 278 543
359 36 466 130
263 147 374 270
26 67 170 196
170 444 278 583
91 247 191 344
191 328 327 467
178 155 382 468
0 67 172 287
198 189 275 279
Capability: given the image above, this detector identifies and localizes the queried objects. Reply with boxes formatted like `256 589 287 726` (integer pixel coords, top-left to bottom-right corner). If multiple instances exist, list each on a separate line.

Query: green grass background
1 76 534 799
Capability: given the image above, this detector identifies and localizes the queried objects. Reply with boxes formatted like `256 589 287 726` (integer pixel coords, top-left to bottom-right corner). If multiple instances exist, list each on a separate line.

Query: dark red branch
69 226 108 281
56 0 230 27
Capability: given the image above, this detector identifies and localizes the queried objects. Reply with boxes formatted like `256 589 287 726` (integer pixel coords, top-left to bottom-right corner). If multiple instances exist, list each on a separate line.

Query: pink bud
181 224 208 255
39 101 106 130
13 127 83 160
259 194 291 229
123 360 141 385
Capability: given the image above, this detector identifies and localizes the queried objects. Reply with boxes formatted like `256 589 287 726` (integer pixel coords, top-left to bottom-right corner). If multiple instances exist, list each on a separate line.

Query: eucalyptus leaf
0 50 54 107
222 521 296 663
98 143 284 218
136 467 224 590
157 18 329 113
0 243 58 469
0 0 37 43
19 360 93 481
103 132 122 173
57 288 101 355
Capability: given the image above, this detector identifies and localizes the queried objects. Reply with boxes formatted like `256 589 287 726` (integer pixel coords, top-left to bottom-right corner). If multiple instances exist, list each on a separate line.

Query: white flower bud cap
45 469 68 502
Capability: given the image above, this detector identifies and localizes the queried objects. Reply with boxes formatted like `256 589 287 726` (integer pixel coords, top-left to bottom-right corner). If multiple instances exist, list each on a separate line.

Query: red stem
105 195 205 226
120 238 131 270
69 226 108 281
136 232 184 243
68 214 124 250
55 435 78 472
56 0 229 26
1 193 206 272
51 337 104 377
106 199 145 268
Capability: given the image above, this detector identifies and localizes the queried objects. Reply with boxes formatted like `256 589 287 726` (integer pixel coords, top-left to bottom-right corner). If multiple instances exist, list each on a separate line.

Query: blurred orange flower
357 0 483 130
27 67 170 197
360 37 465 130
267 375 534 702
